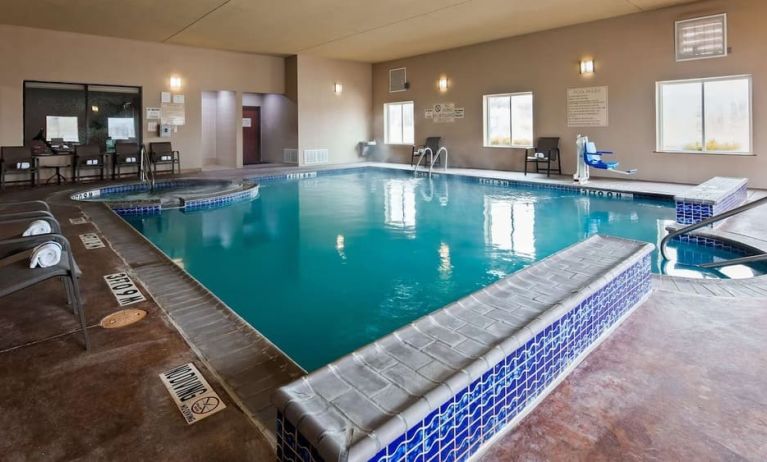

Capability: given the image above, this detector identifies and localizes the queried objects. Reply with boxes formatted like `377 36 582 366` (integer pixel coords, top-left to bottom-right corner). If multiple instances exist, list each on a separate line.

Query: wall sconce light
579 59 595 75
333 82 343 95
91 105 99 113
169 75 183 91
438 76 449 92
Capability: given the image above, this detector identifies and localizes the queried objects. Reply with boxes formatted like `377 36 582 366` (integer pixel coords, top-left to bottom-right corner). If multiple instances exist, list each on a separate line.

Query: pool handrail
660 195 767 266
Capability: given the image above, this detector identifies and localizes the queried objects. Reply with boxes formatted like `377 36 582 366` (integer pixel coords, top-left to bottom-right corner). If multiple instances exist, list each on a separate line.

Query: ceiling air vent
389 67 408 93
675 13 727 62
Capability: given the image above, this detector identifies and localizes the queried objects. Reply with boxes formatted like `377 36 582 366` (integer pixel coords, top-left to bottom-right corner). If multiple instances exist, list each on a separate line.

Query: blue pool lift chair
584 142 637 175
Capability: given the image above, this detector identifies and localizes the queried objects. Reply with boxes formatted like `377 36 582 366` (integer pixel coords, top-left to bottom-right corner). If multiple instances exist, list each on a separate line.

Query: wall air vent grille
389 67 407 93
675 14 727 61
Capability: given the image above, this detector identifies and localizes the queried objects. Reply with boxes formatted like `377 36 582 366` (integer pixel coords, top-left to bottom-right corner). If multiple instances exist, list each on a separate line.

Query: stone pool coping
273 236 654 462
673 176 748 205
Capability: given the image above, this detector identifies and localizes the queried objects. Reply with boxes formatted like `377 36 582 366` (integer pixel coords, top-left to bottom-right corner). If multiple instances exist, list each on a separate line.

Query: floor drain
100 309 147 329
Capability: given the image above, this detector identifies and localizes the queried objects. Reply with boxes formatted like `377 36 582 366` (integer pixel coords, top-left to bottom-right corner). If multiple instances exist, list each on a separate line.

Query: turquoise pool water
124 170 765 370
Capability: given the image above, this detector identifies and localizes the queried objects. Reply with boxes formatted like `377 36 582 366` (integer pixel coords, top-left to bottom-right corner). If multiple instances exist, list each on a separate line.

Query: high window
483 92 533 148
384 101 414 145
656 75 751 154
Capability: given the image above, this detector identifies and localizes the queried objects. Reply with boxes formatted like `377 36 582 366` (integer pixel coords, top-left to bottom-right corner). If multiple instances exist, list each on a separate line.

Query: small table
34 152 74 185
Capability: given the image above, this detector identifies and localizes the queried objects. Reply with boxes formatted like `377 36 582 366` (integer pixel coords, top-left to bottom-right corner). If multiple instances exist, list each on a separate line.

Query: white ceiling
0 0 698 62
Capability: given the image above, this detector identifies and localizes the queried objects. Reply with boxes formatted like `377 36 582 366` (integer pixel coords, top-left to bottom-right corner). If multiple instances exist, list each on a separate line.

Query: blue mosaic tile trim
672 233 754 257
675 184 747 225
277 256 652 462
183 185 259 211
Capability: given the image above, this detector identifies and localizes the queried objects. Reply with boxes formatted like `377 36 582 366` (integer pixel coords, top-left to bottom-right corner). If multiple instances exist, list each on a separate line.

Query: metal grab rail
139 144 155 190
429 147 448 177
413 147 432 174
660 195 767 263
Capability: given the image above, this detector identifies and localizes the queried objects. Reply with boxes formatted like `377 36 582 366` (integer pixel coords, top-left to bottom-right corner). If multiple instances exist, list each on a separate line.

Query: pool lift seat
583 141 637 175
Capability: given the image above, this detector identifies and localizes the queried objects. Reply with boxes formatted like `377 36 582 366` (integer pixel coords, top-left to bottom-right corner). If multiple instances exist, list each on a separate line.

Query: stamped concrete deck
1 162 767 461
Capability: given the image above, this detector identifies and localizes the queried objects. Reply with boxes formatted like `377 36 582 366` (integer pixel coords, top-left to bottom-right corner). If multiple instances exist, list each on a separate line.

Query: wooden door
242 106 261 164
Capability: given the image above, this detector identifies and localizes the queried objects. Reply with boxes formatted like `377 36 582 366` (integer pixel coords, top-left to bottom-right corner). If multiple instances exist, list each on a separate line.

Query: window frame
655 74 753 155
482 91 534 149
383 101 415 146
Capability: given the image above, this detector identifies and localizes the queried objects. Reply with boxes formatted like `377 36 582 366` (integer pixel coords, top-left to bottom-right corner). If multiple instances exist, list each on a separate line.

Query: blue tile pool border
275 243 654 462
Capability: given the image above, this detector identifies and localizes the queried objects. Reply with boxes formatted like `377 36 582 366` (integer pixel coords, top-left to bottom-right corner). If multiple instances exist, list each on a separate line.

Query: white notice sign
161 103 186 126
567 86 608 127
242 118 252 128
160 363 226 424
146 107 161 119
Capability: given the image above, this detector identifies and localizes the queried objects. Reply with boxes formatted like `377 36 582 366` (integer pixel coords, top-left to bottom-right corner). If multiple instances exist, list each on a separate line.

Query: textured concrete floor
477 288 767 462
0 202 274 461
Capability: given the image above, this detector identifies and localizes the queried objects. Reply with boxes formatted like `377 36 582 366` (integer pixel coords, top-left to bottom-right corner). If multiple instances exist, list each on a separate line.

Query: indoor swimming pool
123 169 765 370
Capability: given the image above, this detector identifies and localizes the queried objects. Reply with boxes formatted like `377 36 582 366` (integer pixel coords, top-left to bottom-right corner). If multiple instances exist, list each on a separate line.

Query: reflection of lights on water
438 242 452 277
336 234 346 260
384 179 416 233
483 196 535 258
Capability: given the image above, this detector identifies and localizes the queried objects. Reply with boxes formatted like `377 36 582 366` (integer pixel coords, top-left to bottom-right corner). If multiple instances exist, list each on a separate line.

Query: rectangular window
656 75 751 154
384 101 414 145
483 92 533 148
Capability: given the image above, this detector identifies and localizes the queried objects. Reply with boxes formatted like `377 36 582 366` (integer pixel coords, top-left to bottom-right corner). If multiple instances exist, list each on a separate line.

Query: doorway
242 106 261 165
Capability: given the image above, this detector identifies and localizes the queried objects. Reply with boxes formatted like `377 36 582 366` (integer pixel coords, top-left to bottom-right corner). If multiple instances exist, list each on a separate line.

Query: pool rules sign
160 363 226 424
567 86 608 127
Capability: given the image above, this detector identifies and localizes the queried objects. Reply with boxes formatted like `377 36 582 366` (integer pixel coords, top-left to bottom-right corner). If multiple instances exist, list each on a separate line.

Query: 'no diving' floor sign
159 363 226 424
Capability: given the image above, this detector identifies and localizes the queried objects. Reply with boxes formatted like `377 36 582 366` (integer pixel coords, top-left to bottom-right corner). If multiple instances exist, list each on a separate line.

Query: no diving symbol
191 396 220 415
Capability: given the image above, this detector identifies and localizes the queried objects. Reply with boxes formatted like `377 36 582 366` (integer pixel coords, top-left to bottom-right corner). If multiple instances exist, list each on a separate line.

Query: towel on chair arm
29 241 62 268
22 220 52 237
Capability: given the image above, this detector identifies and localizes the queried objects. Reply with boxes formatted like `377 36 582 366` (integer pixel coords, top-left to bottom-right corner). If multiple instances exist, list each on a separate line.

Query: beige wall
0 24 285 170
372 0 767 188
242 92 298 163
296 55 372 165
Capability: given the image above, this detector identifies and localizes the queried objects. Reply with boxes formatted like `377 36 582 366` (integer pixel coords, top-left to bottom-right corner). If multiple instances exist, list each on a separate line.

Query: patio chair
114 142 141 179
411 137 442 167
524 137 561 177
148 142 181 176
0 234 89 349
1 146 37 189
74 144 106 182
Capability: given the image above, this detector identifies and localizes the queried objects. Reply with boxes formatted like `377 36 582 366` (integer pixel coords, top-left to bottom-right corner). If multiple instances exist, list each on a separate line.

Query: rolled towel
16 162 31 169
29 241 62 268
22 219 52 237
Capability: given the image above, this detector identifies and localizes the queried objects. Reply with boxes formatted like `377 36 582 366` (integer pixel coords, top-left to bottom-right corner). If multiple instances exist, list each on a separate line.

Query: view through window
484 92 533 148
384 101 414 145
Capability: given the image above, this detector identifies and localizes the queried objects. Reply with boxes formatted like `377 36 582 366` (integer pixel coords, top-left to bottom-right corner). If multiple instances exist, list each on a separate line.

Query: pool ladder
660 195 767 269
139 144 156 191
414 147 448 177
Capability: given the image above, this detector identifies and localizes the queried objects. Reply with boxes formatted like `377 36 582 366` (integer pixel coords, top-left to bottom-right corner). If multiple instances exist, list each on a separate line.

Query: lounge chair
0 234 89 349
524 137 561 177
411 137 442 167
0 200 50 214
0 213 61 241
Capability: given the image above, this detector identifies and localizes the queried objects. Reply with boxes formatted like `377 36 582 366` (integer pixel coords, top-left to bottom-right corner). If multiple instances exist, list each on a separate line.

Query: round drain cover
100 309 147 329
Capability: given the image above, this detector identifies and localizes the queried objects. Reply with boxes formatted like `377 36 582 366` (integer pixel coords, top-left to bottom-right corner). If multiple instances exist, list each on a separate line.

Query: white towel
161 155 172 161
29 241 62 268
86 159 98 166
16 162 30 169
126 157 137 163
22 219 52 237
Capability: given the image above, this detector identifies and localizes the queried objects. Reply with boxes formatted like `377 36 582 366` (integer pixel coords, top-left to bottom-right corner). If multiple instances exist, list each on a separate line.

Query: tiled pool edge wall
71 180 259 215
674 177 748 226
275 239 654 462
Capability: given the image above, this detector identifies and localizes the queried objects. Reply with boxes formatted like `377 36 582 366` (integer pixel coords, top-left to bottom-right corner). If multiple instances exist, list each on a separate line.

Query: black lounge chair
0 234 89 350
411 137 442 167
0 200 50 214
1 146 37 189
0 213 61 241
148 142 181 176
524 137 561 177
